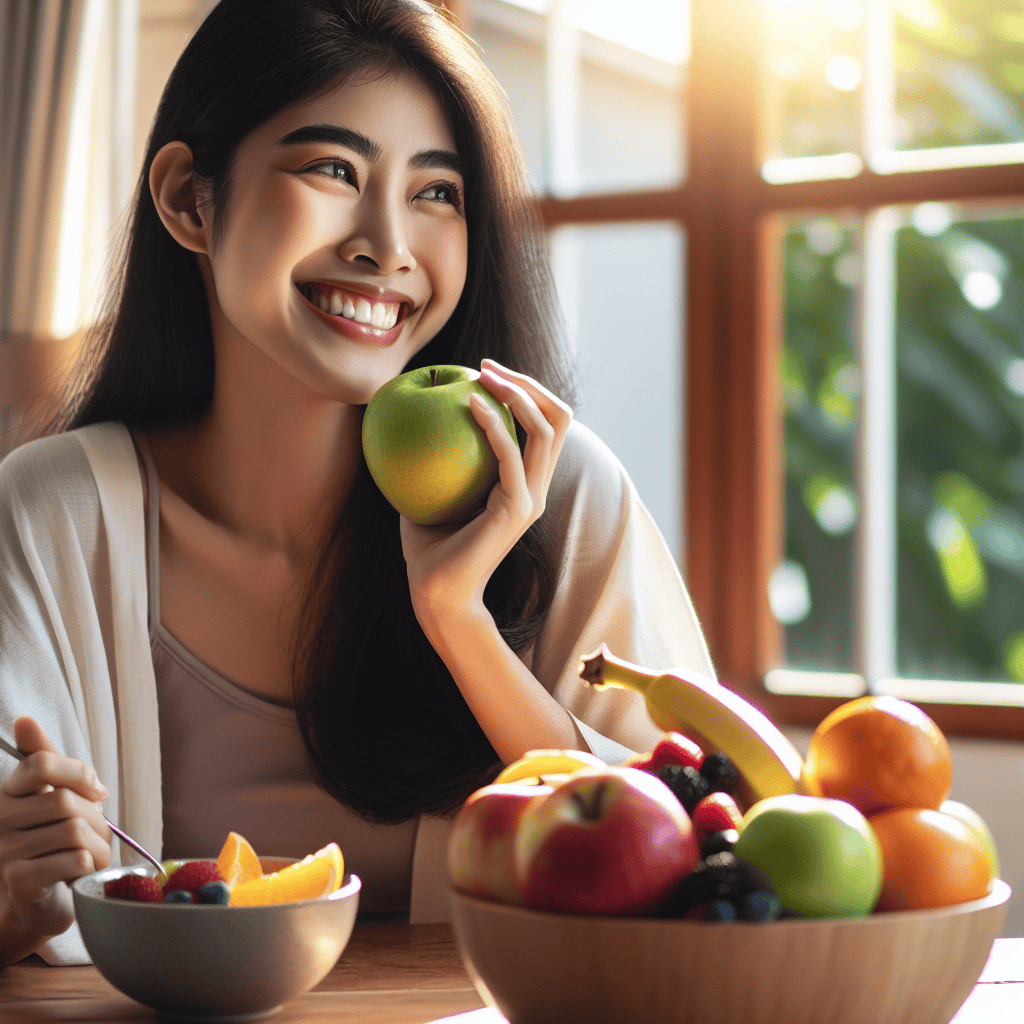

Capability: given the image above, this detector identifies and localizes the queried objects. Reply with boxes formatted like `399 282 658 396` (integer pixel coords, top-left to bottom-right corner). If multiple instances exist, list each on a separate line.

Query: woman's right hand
0 716 112 944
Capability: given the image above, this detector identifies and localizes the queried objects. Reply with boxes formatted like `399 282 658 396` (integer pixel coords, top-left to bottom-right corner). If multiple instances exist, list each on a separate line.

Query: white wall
783 726 1023 938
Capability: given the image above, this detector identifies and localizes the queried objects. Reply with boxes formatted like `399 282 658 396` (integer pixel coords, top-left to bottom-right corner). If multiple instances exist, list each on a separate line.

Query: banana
494 749 606 785
579 645 811 805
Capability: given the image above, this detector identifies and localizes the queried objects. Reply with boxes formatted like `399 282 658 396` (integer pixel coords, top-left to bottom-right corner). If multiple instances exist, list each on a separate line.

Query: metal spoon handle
0 733 167 882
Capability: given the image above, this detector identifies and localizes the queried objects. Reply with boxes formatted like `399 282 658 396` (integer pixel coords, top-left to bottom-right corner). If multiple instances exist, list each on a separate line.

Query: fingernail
94 779 109 798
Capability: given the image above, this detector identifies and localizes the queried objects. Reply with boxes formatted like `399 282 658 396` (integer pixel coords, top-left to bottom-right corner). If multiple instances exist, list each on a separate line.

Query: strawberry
693 791 743 834
163 860 224 898
104 874 164 902
629 732 704 774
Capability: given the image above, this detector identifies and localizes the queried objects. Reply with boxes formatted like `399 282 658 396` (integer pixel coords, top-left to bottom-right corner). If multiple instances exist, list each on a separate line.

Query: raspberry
654 763 709 813
104 874 164 902
163 860 224 899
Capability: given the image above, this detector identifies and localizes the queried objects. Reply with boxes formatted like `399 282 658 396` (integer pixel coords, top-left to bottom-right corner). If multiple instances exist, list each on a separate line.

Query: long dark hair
48 0 578 822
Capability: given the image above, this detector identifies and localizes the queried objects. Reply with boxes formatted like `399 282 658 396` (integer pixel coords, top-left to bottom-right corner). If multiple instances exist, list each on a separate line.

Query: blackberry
699 752 740 796
654 763 709 813
664 852 774 918
701 828 739 858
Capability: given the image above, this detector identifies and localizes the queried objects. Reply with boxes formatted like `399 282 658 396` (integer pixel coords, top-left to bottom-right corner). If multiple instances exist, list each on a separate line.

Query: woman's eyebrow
278 123 379 160
409 148 464 176
278 123 463 176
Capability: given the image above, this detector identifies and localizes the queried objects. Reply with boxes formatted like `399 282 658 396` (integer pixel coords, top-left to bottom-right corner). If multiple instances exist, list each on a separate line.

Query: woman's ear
149 141 210 254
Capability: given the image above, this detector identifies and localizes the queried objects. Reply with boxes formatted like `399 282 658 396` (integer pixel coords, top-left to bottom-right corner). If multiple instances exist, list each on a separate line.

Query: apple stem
430 368 438 386
579 645 659 696
570 781 608 821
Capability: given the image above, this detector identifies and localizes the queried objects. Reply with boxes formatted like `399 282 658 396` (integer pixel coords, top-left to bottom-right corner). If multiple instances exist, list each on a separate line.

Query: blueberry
197 881 231 905
163 889 194 903
738 891 783 922
705 899 737 922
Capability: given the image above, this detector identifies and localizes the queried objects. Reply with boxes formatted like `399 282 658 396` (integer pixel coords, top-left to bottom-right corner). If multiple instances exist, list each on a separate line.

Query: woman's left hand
399 357 573 622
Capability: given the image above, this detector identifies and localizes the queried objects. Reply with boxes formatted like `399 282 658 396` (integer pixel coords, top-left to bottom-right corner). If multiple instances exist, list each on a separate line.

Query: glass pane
895 206 1024 682
774 216 861 672
471 0 688 196
549 222 685 565
895 0 1024 151
760 0 865 161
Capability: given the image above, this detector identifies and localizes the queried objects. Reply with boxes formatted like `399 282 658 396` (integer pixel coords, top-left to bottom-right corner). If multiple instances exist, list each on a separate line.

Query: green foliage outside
777 2 1024 682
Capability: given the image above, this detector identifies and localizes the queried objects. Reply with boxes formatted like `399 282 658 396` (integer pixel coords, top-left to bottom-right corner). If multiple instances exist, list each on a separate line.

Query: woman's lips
298 283 409 346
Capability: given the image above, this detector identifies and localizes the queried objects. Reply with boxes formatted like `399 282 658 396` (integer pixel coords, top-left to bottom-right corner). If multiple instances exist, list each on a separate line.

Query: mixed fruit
103 831 345 907
447 646 1001 922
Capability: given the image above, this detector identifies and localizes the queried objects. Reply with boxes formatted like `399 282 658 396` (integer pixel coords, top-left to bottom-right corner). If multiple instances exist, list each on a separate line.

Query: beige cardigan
0 420 714 965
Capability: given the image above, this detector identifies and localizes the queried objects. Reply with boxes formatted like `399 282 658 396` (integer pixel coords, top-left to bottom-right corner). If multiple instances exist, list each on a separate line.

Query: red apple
513 766 700 916
447 782 553 904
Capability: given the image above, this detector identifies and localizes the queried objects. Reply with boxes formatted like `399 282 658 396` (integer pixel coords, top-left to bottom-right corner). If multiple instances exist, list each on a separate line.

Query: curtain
0 0 138 459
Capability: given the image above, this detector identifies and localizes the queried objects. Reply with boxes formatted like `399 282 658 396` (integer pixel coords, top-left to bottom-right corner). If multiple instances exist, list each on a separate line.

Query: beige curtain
0 0 137 458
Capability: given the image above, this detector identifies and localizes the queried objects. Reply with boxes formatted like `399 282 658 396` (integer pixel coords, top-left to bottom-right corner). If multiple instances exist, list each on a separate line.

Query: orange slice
229 842 344 906
216 831 263 887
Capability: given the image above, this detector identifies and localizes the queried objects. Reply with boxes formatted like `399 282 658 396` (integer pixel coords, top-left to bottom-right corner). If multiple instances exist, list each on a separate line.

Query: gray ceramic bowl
72 857 361 1023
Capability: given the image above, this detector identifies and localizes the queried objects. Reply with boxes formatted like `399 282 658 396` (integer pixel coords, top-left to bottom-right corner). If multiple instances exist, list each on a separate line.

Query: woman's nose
337 195 417 275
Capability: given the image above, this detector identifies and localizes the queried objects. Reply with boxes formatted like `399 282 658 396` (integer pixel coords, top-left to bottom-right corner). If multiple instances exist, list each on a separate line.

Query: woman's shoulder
549 418 630 508
0 422 133 509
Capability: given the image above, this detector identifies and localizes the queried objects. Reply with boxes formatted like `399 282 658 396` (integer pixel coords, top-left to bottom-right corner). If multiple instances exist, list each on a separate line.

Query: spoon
0 733 168 884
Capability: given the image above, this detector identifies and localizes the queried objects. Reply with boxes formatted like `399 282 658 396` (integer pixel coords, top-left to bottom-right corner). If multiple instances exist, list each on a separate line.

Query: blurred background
1 0 1021 933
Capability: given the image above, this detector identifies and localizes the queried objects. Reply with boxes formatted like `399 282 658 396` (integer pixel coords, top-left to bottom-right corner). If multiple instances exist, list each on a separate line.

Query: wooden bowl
448 880 1011 1024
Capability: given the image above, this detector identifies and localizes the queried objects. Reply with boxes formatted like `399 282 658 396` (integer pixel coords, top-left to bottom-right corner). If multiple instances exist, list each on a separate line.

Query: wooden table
0 925 1020 1023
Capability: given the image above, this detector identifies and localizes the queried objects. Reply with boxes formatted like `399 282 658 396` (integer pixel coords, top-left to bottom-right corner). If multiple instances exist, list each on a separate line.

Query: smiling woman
0 0 714 970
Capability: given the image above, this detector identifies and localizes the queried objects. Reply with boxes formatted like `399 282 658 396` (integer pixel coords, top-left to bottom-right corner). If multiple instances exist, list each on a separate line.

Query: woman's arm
413 598 589 765
400 358 584 764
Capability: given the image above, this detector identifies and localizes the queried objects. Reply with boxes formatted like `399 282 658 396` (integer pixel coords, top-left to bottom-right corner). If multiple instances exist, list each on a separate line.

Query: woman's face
205 67 468 405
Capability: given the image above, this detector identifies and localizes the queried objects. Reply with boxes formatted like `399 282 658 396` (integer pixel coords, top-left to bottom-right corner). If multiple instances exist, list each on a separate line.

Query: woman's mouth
298 282 410 338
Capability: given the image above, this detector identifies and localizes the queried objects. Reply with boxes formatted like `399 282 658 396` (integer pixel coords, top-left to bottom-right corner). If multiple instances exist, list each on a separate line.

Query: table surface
0 925 1020 1023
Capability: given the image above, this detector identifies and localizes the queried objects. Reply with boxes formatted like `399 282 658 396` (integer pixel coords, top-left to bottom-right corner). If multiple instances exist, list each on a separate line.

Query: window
450 0 1024 739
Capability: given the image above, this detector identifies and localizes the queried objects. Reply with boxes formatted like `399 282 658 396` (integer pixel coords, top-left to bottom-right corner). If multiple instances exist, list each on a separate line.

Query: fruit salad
103 831 345 907
447 646 1000 923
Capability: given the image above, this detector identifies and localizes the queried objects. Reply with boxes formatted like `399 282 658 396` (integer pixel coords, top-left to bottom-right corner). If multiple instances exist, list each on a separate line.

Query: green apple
941 799 1000 879
733 794 883 918
362 365 517 526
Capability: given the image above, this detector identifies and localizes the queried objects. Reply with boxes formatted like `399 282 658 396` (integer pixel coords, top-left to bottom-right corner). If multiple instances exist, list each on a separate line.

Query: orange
229 842 344 906
868 807 993 911
804 695 952 817
216 831 263 887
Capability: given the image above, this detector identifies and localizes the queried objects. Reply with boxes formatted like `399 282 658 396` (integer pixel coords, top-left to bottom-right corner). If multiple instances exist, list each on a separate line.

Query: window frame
445 0 1024 740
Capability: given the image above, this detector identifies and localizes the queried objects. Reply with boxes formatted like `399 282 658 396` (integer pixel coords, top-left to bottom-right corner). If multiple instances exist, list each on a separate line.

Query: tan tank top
135 433 416 914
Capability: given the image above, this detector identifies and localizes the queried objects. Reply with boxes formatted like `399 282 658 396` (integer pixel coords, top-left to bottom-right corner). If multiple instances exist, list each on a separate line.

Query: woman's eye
418 181 463 209
307 159 355 184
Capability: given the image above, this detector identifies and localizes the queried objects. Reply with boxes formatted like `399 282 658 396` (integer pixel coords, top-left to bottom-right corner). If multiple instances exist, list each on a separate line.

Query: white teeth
306 285 402 331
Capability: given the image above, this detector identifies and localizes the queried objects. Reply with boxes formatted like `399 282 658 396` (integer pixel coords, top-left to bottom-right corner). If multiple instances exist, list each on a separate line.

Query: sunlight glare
825 53 862 91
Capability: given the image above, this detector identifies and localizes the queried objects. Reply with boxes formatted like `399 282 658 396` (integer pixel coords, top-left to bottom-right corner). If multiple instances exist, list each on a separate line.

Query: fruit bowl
72 857 361 1022
448 879 1011 1024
